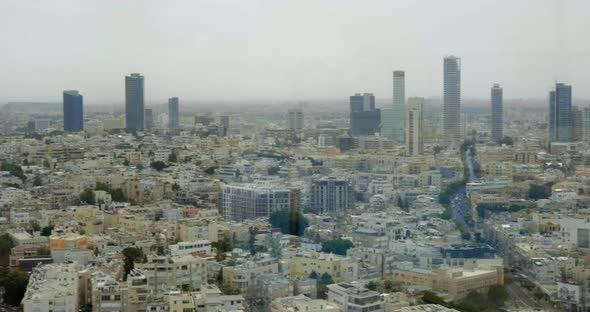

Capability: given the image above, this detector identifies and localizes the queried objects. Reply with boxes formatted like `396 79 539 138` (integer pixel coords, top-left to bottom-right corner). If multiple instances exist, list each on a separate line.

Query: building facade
63 90 83 132
287 109 304 131
443 56 461 144
406 97 424 156
549 83 572 142
350 93 380 136
125 73 145 132
168 97 179 134
221 184 291 221
490 83 503 143
392 70 406 142
310 176 353 213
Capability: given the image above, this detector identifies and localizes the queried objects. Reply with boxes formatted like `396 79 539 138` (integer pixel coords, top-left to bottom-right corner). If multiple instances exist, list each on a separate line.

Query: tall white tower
406 97 424 156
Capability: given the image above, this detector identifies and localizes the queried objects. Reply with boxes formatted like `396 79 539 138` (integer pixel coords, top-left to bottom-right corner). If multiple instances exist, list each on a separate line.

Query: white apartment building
327 283 383 312
222 184 290 222
169 240 212 257
22 263 81 312
136 254 208 293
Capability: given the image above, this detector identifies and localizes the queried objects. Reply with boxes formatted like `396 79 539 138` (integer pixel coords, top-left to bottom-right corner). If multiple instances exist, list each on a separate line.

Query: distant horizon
2 1 590 102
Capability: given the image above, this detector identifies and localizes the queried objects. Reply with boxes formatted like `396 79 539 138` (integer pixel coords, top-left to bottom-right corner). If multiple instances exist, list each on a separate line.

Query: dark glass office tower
125 73 145 132
63 90 83 132
168 97 179 134
549 83 572 142
350 93 380 136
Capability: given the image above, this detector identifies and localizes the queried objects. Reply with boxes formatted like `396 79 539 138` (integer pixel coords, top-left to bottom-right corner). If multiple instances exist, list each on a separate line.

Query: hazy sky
1 0 589 104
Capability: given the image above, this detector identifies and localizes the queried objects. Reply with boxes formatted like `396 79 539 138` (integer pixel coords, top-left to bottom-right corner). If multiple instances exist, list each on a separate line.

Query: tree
317 273 334 299
366 281 377 291
136 163 144 170
0 234 15 267
433 145 443 155
123 159 130 166
500 136 514 146
309 271 318 279
122 247 146 280
168 152 177 163
321 239 354 256
269 210 309 236
33 174 43 186
487 285 508 307
41 225 54 236
80 188 96 205
96 182 127 202
150 160 168 171
211 239 232 262
0 270 29 306
1 163 26 181
43 158 51 168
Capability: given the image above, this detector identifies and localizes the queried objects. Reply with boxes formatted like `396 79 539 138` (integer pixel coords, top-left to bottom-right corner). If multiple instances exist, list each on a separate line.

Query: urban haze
1 1 590 312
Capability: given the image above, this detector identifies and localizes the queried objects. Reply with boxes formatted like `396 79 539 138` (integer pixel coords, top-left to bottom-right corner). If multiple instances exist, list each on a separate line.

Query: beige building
392 266 504 300
272 295 341 312
136 254 208 293
222 257 279 291
289 251 358 283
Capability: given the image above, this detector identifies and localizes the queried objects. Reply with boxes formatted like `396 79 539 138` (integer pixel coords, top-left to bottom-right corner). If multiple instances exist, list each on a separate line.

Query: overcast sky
1 0 589 104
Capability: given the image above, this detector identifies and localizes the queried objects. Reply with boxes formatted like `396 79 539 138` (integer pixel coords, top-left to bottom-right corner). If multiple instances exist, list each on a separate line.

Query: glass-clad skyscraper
63 90 83 132
168 97 179 134
549 83 572 142
125 73 145 132
443 56 461 144
490 84 503 143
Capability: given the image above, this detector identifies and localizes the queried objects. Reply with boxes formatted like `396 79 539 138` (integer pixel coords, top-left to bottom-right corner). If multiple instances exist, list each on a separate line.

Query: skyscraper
287 109 304 131
490 83 503 143
168 97 179 134
549 83 572 142
583 107 590 143
392 70 406 142
572 106 583 141
443 56 461 144
125 73 145 132
380 109 395 139
406 97 424 156
350 93 380 136
144 109 154 131
220 114 230 137
63 90 83 132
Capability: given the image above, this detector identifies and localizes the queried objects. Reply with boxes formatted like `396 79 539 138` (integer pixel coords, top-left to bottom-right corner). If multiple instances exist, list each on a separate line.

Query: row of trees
421 284 509 312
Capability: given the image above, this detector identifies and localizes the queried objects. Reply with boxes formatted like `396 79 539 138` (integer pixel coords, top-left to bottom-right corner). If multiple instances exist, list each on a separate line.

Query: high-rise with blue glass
168 97 179 134
350 93 380 136
125 73 145 132
63 90 83 132
549 83 572 142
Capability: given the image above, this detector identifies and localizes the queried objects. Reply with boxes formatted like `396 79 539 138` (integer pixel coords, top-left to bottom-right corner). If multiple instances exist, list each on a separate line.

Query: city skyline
1 1 590 103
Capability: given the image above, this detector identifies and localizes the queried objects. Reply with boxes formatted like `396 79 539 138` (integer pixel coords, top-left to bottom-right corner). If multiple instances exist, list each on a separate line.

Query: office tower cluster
349 93 380 136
